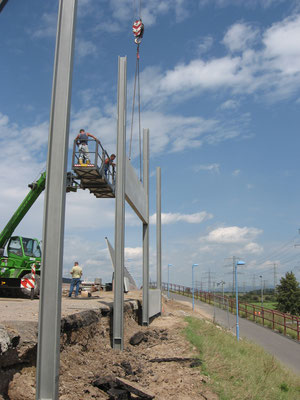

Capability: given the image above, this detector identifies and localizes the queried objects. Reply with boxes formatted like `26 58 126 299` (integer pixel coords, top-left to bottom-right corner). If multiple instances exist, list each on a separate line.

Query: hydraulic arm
0 172 46 253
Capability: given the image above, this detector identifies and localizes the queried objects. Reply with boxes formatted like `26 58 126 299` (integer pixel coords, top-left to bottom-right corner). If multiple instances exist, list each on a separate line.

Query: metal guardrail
72 138 115 185
162 282 300 341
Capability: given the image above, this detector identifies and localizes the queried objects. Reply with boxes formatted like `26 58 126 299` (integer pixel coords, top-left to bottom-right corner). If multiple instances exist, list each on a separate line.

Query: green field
251 301 277 310
184 316 300 400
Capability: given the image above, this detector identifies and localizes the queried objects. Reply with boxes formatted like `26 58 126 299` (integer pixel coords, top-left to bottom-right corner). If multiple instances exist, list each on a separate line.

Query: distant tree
276 272 300 315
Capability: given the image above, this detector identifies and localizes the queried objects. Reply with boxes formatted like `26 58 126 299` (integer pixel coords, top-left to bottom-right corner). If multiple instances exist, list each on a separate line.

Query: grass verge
184 316 300 400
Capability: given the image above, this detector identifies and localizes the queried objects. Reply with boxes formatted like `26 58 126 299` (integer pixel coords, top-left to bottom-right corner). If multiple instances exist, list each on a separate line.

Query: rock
0 326 10 354
129 331 145 346
7 369 36 400
107 387 130 399
190 359 202 368
120 360 133 375
92 375 116 391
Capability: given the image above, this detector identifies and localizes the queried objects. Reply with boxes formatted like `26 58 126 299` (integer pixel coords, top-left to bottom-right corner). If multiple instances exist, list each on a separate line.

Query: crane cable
129 1 144 181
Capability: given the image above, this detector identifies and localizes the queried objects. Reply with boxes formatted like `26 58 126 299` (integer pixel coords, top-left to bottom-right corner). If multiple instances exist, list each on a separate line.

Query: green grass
184 316 300 400
251 301 277 310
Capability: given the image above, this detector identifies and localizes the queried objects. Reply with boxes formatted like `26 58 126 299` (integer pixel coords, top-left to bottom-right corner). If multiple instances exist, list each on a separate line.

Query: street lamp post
167 264 173 298
235 260 245 341
192 263 199 311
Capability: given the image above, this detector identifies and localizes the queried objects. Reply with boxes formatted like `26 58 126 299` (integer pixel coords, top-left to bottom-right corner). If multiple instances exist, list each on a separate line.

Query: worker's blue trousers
69 278 81 297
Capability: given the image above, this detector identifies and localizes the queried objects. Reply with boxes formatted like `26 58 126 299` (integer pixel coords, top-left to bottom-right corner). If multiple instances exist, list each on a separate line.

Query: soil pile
7 298 218 399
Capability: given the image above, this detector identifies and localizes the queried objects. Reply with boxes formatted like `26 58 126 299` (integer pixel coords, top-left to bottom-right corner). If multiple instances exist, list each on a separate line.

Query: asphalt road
169 292 300 375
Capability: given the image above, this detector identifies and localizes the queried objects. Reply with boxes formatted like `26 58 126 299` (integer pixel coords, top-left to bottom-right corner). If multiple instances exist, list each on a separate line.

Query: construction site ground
0 288 218 400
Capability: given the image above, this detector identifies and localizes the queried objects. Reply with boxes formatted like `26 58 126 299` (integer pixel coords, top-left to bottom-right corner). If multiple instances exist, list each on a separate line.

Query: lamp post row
167 260 246 343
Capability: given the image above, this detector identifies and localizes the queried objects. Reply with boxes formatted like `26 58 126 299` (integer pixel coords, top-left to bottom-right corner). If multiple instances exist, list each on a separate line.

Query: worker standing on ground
68 261 83 298
104 154 116 181
75 128 97 164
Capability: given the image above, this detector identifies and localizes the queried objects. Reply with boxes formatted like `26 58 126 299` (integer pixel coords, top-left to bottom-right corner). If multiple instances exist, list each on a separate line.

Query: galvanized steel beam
113 56 127 350
156 167 162 295
142 128 149 325
36 1 77 399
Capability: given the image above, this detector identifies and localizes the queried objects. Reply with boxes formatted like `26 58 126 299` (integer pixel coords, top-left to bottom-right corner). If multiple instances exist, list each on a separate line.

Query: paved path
169 292 300 375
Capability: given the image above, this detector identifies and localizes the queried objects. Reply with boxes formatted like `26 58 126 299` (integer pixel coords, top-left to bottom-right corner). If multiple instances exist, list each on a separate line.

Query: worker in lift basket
104 154 116 181
75 128 97 165
68 261 83 298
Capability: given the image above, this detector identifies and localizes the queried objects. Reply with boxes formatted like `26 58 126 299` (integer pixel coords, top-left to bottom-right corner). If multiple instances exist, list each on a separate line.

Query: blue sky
1 0 300 290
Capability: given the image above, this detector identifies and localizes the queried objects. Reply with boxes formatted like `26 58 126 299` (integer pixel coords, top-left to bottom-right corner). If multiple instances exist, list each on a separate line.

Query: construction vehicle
0 137 115 298
0 171 78 297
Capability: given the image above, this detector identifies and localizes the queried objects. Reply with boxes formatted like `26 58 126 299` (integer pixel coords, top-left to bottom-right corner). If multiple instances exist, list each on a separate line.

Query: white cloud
139 13 300 104
32 13 57 38
194 164 220 173
223 22 260 53
244 242 263 254
199 0 286 9
220 99 239 110
201 226 262 244
150 211 213 225
93 0 190 32
71 106 243 158
75 38 98 58
197 35 214 55
263 14 300 75
125 247 143 258
232 169 241 176
160 56 243 93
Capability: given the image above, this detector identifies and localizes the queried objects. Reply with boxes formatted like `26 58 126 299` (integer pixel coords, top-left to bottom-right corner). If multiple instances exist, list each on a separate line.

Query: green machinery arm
0 172 46 251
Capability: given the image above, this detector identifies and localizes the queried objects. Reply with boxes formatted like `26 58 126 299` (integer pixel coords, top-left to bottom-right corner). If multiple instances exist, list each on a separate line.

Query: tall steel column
142 128 149 325
36 1 77 399
113 56 127 350
0 0 9 13
156 167 162 293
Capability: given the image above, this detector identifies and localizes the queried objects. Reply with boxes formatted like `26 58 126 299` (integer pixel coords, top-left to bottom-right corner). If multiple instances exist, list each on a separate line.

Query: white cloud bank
199 225 264 255
141 14 300 104
194 164 220 173
150 211 213 225
202 226 262 244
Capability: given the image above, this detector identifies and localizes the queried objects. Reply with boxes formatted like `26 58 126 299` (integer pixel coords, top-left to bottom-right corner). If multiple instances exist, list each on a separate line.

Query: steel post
192 266 195 310
156 167 161 293
235 262 239 341
142 128 149 325
113 56 127 350
36 1 77 399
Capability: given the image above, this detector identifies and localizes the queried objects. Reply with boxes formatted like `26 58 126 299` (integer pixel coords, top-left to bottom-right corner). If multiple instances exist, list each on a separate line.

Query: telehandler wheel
20 273 40 298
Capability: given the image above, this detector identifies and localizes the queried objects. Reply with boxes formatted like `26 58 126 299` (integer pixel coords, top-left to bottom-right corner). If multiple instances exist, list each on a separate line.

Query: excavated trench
0 297 213 400
0 301 143 400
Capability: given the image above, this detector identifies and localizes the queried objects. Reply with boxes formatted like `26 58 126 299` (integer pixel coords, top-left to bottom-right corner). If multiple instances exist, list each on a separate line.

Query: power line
252 235 298 267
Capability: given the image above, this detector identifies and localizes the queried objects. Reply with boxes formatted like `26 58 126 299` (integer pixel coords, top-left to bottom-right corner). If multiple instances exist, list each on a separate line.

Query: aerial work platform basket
72 138 115 198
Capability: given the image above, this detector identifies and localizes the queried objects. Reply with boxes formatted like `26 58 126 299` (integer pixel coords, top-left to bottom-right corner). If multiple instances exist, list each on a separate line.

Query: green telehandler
0 171 78 297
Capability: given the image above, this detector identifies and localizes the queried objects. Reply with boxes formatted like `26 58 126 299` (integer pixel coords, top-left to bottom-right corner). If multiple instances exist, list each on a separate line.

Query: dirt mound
7 298 218 399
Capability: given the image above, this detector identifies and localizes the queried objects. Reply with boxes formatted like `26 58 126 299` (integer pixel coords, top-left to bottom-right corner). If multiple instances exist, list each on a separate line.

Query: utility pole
224 256 237 296
217 280 225 308
273 263 278 291
208 270 211 293
259 275 263 308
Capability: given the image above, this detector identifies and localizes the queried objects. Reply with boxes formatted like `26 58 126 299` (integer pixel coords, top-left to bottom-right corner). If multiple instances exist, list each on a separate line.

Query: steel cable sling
129 1 144 181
